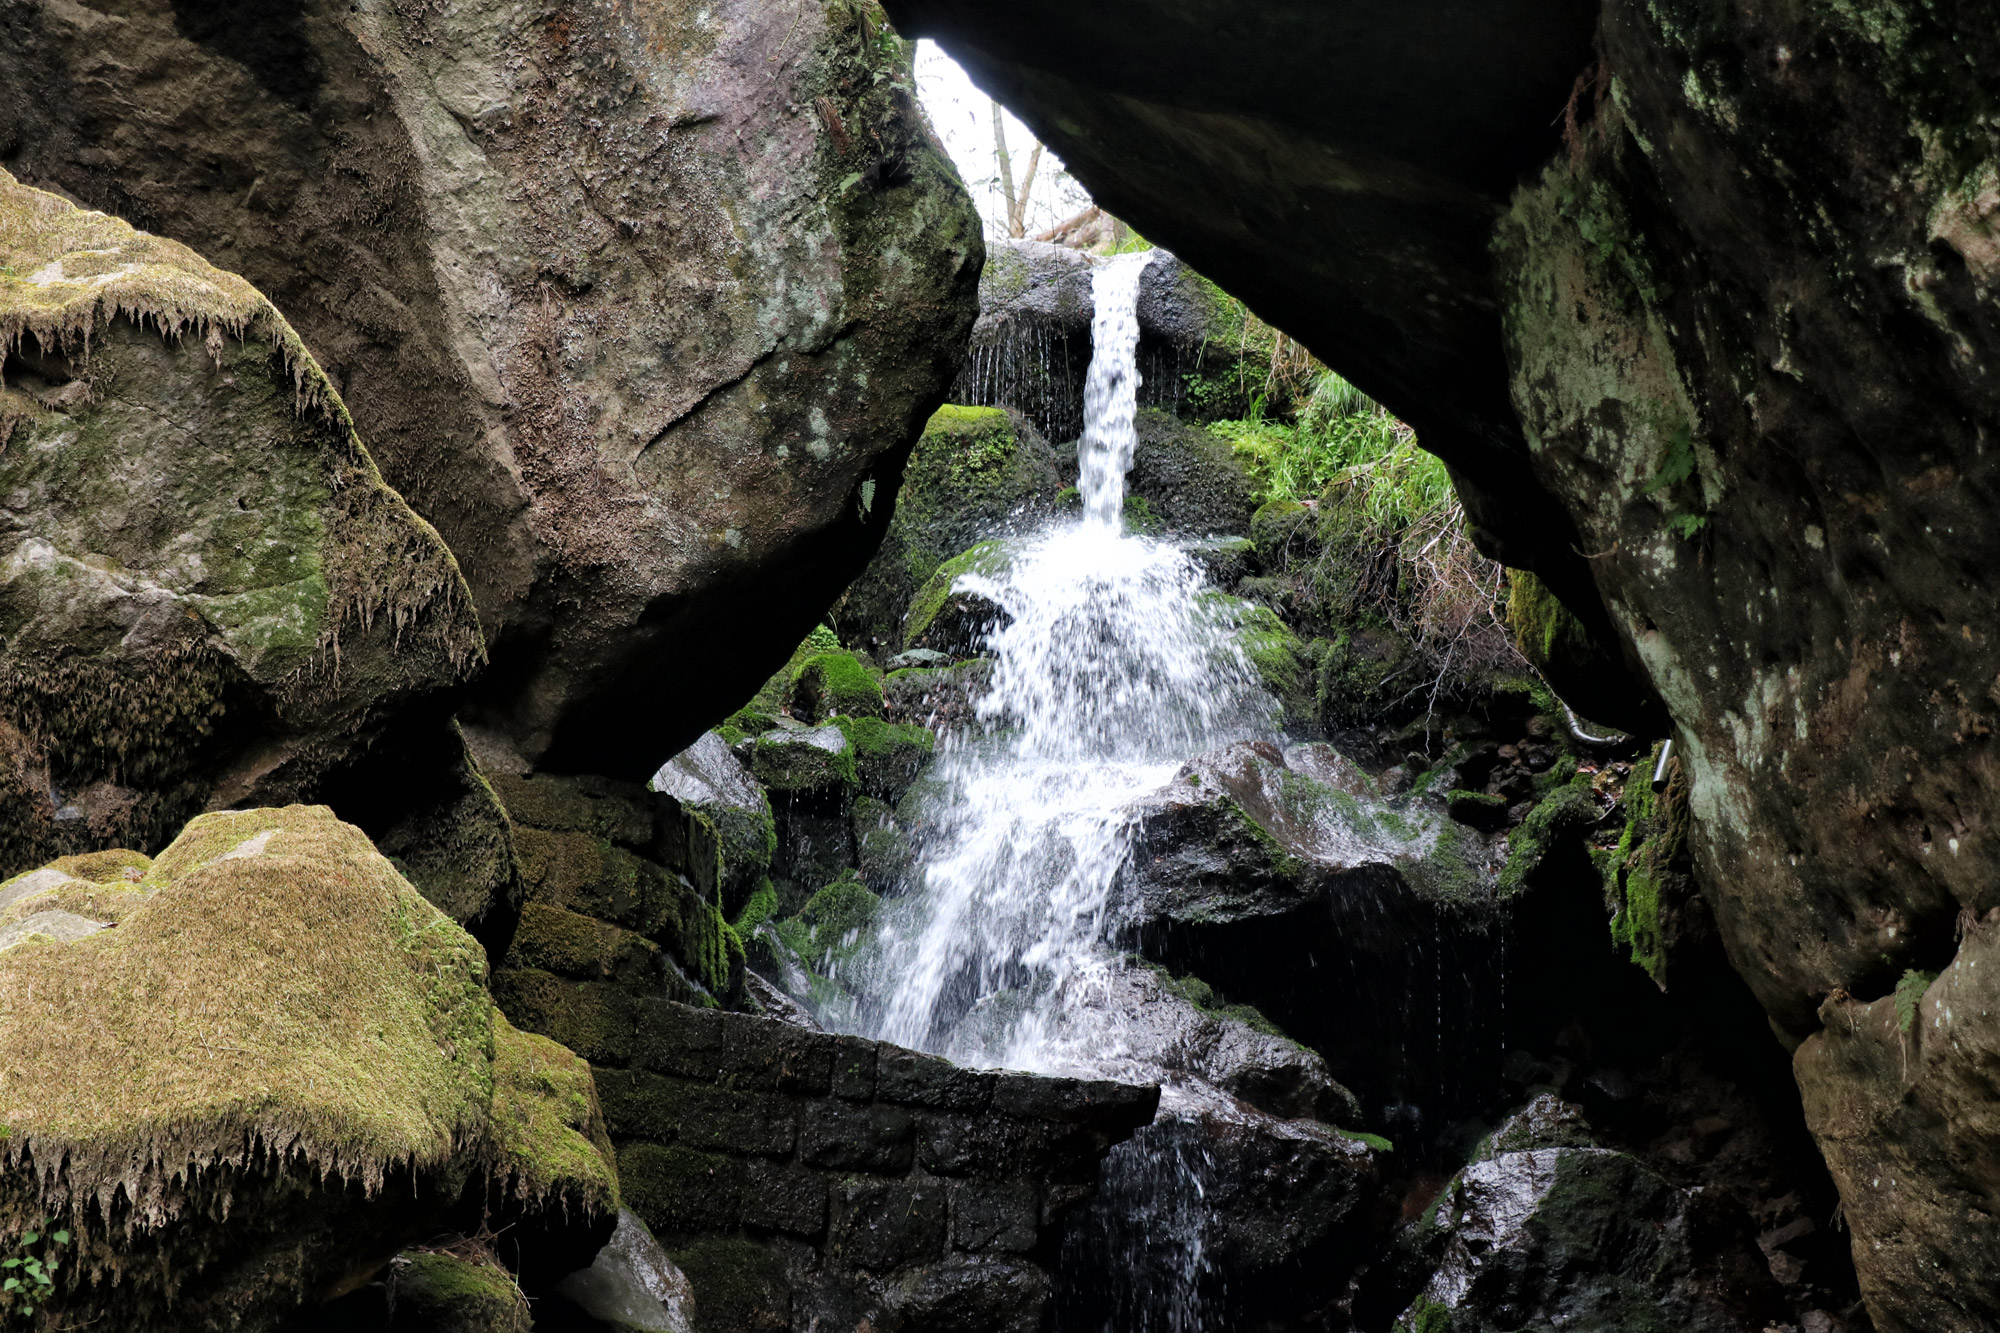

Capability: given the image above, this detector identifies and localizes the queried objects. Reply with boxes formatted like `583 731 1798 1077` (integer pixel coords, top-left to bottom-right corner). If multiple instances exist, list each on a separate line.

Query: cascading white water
855 250 1270 1072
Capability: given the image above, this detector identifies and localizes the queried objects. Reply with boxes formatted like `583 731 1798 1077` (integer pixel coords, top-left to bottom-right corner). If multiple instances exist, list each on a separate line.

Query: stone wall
478 760 1159 1332
594 1003 1159 1333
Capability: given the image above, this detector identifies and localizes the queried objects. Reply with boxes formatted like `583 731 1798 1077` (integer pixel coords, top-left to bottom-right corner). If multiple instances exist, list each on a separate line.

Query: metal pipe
1652 737 1675 792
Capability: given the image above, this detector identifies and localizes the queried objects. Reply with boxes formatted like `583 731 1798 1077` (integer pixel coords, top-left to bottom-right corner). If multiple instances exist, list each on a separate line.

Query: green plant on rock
1896 969 1936 1035
1602 742 1690 987
2 1220 68 1321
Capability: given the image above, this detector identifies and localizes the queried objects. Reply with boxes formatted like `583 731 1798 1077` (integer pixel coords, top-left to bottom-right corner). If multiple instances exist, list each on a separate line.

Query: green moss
836 715 935 800
482 1015 617 1213
732 879 779 936
1506 569 1593 672
1397 1295 1454 1333
749 625 843 714
1499 772 1601 897
1603 743 1688 987
391 1250 531 1333
0 805 500 1231
750 727 858 792
792 650 884 721
1337 1129 1395 1153
779 875 882 972
903 539 1010 648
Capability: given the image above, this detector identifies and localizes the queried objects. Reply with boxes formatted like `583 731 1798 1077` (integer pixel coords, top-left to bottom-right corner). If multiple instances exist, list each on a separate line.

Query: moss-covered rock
1125 408 1258 537
792 651 886 722
0 806 615 1329
652 732 777 917
839 405 1062 649
903 540 1014 657
750 725 858 795
1228 601 1313 729
387 1250 533 1333
0 169 482 877
838 717 936 804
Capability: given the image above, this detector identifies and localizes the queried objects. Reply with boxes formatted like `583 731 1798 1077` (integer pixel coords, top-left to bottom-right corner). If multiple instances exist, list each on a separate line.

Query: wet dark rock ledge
592 1002 1157 1333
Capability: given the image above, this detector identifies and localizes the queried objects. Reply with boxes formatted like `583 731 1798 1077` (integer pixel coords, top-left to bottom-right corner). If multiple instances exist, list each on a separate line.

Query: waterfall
854 249 1270 1070
1076 252 1150 527
825 249 1278 1328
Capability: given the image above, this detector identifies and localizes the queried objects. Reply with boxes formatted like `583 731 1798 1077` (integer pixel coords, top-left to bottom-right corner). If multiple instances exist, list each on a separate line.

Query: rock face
0 805 616 1330
1795 918 2000 1332
545 993 1160 1333
835 405 1062 650
0 0 981 780
875 3 2000 1326
0 169 480 878
1117 739 1508 1115
952 240 1302 443
1395 1097 1784 1333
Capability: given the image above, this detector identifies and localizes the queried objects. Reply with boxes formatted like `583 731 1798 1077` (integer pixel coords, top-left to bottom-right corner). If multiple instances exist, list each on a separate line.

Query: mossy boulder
792 651 886 722
903 540 1014 657
0 169 482 878
0 805 616 1330
838 717 936 804
750 726 858 795
839 405 1062 650
384 1250 533 1333
1125 408 1258 537
651 732 777 916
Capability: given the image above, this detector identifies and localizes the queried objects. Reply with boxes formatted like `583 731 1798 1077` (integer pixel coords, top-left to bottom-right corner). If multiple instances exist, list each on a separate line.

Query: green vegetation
1896 969 1936 1034
1209 371 1442 512
1506 569 1593 670
2 1221 68 1321
792 650 885 721
732 879 779 936
1397 1294 1454 1333
1210 370 1523 721
1603 743 1689 987
1499 772 1601 897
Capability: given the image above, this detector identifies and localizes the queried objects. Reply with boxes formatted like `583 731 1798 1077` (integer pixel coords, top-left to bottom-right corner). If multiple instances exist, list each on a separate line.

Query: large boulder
0 0 982 780
0 805 617 1330
875 5 2000 1325
0 169 480 878
836 405 1062 650
1114 739 1522 1119
1393 1096 1784 1333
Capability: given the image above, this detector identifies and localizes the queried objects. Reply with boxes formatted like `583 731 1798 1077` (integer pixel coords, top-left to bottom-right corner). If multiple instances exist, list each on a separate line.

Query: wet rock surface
1393 1096 1783 1333
0 170 480 879
0 0 981 779
588 1001 1159 1333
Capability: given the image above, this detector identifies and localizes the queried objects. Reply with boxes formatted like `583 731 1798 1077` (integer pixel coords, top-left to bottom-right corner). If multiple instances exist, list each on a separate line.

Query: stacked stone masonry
483 767 1160 1329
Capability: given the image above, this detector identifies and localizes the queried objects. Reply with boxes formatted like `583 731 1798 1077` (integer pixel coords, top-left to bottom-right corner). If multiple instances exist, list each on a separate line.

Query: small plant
1896 968 1936 1034
3 1219 70 1320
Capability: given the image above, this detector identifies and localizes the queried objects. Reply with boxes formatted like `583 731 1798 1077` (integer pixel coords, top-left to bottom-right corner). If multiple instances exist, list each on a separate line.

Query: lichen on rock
0 169 482 876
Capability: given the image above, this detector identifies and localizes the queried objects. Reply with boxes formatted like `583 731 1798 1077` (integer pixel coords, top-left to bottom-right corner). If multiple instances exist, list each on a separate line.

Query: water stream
842 251 1275 1328
859 251 1267 1067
